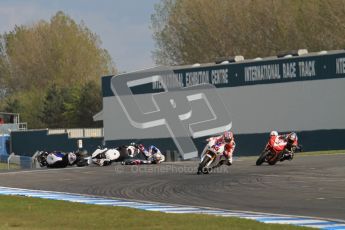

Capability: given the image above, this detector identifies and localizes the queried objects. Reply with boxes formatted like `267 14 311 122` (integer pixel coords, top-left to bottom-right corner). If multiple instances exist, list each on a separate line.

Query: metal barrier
7 152 38 170
0 123 27 134
5 151 91 170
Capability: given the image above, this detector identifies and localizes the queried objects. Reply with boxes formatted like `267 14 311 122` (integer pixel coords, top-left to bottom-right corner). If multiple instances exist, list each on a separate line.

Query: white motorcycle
197 141 226 174
91 147 121 166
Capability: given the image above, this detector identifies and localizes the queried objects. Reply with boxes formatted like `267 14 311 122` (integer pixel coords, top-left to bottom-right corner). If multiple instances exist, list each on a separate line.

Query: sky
0 0 160 73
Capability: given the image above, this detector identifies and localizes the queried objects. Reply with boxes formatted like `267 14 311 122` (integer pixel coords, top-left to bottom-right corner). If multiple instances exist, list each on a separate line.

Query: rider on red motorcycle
269 130 302 161
207 131 235 169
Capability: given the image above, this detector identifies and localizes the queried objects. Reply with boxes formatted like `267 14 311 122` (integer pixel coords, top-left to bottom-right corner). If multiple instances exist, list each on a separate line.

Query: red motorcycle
256 133 301 166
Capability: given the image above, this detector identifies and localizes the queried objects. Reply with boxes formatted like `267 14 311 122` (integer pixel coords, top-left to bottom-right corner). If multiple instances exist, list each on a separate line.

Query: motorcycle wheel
256 150 269 166
197 152 213 174
202 167 212 174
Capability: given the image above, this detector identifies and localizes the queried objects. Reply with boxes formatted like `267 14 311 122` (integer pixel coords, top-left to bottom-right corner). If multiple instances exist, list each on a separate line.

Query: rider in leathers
269 131 302 161
121 144 165 165
205 131 236 171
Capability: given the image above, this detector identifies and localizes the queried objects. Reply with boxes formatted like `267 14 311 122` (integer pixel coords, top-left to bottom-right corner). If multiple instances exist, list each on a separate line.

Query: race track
0 154 344 221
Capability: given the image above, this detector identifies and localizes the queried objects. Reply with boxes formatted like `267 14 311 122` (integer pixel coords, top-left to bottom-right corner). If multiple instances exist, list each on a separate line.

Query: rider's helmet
68 152 77 165
223 131 233 143
270 131 278 136
287 132 297 142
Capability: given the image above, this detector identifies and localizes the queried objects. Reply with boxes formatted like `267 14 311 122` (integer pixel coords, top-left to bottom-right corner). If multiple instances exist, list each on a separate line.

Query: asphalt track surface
0 154 344 221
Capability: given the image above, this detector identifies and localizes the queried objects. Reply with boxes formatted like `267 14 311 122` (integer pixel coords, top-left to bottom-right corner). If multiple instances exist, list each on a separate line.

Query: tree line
151 0 345 65
0 11 116 128
2 1 345 129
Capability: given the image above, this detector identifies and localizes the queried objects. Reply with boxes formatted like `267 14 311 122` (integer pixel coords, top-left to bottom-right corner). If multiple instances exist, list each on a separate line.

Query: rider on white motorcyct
208 131 235 166
197 131 235 174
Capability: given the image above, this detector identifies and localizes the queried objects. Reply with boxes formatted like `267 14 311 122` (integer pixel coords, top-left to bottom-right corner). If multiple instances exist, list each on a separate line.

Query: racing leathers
269 135 287 151
141 145 165 163
121 145 165 165
207 135 235 169
269 133 301 161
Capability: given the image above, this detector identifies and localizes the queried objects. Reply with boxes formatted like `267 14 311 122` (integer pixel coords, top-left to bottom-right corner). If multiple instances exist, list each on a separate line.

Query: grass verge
0 162 19 170
242 149 345 160
297 149 345 156
0 195 311 230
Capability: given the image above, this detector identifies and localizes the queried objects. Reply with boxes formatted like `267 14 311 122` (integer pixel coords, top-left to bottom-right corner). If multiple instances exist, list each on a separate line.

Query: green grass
0 195 311 230
0 162 19 170
298 149 345 156
242 149 345 160
0 162 9 170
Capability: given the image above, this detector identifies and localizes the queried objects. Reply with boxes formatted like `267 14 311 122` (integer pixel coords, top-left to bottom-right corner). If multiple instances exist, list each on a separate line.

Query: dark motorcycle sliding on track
36 149 89 168
256 132 302 166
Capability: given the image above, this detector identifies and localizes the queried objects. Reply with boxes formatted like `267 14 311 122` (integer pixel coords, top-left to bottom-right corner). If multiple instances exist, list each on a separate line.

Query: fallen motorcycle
91 146 121 166
36 149 89 168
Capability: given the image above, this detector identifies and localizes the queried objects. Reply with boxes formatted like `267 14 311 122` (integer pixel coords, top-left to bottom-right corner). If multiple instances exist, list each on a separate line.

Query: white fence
48 128 103 138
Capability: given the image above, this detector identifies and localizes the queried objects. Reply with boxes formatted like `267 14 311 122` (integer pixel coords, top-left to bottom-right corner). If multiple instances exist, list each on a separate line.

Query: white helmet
288 132 297 141
270 131 278 136
68 152 77 164
152 153 162 163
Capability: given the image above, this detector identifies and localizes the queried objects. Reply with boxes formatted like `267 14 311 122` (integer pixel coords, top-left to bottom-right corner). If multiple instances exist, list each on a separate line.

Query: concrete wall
11 130 103 157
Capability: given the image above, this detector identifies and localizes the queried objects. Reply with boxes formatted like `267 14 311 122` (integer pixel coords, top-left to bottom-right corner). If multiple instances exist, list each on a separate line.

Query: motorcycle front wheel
256 150 269 166
197 151 214 174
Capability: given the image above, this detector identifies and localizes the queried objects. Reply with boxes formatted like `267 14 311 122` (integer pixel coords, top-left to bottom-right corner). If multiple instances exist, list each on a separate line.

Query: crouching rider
208 131 236 170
